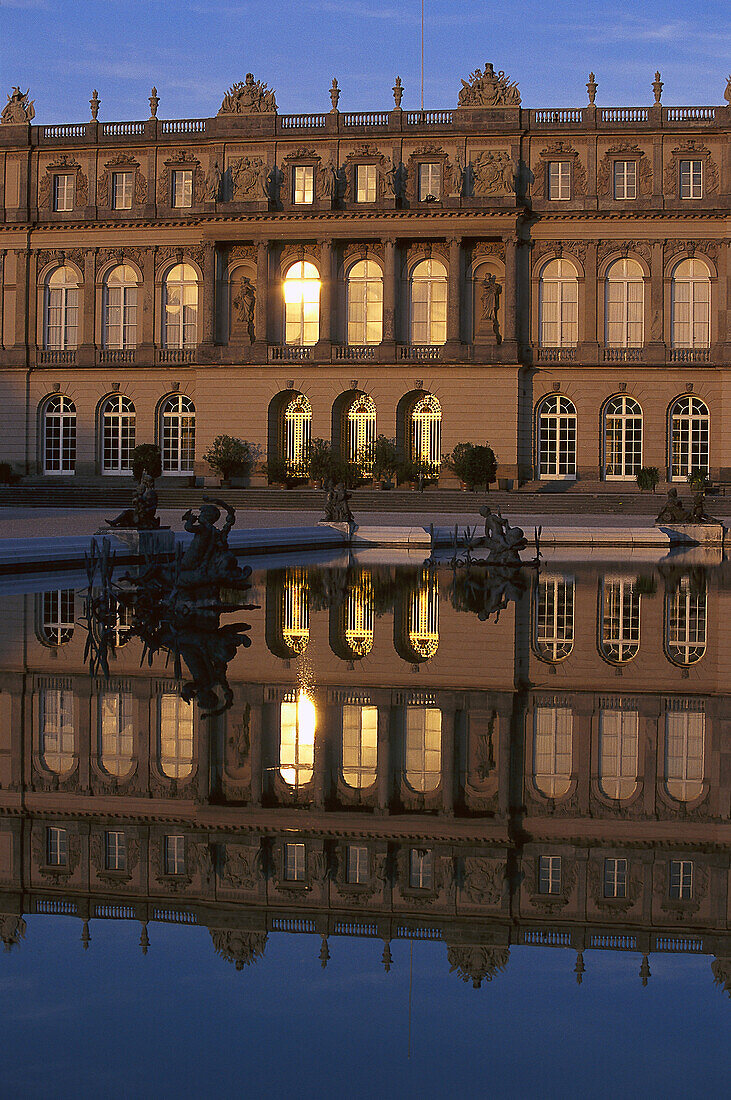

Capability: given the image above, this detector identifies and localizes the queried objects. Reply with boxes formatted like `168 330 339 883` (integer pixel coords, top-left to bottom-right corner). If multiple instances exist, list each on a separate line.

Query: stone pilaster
201 243 216 345
78 249 96 366
445 237 462 352
381 237 397 356
255 240 269 349
377 705 391 812
501 236 518 356
315 239 332 359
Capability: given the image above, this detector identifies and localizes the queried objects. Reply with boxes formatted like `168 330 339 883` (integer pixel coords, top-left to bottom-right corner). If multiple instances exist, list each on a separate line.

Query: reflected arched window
103 264 138 349
599 707 639 800
600 578 640 663
284 261 320 346
671 259 710 348
533 575 574 662
665 578 707 666
539 259 578 347
163 263 198 348
342 704 378 788
40 589 75 645
280 691 315 787
158 693 193 779
410 259 447 345
346 393 376 471
347 259 383 345
665 708 704 802
38 689 75 774
537 395 576 479
101 394 135 474
670 396 709 481
99 691 134 777
344 572 374 658
161 393 195 474
605 257 644 347
408 569 439 660
283 393 312 477
282 566 309 654
44 265 79 350
411 394 441 474
405 706 441 792
603 395 643 479
533 705 572 798
43 395 76 474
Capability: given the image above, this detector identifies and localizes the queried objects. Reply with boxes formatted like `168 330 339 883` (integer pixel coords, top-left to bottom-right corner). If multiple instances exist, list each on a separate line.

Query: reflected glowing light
283 262 321 305
296 690 316 747
279 689 316 787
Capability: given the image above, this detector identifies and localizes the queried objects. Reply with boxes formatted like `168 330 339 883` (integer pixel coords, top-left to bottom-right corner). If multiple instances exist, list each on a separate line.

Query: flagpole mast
421 0 425 112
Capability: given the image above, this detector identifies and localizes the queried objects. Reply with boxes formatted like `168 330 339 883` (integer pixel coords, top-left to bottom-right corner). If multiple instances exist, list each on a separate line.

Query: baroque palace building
0 66 729 484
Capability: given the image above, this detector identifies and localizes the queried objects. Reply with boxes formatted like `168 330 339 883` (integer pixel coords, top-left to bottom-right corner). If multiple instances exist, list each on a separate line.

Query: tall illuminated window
665 578 707 666
537 395 577 479
346 394 377 471
671 259 710 348
158 693 193 779
670 396 709 481
665 708 704 802
344 572 374 657
346 260 383 344
539 259 578 347
283 394 312 478
103 264 138 349
99 691 134 777
44 265 79 349
407 569 439 660
603 396 643 479
533 575 574 662
40 589 75 645
342 704 378 788
161 393 195 475
284 261 320 345
163 263 198 348
280 692 315 788
356 164 377 203
43 395 76 474
405 706 441 793
605 258 644 347
410 259 447 345
38 689 75 774
101 394 135 474
411 394 442 474
281 566 309 653
533 705 572 798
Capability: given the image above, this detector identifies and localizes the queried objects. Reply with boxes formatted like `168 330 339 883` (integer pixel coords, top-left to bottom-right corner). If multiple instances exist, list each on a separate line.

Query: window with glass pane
410 259 447 344
43 395 76 474
346 260 383 344
603 857 627 898
679 160 703 199
600 578 641 663
101 394 135 473
599 708 639 799
293 165 314 204
670 396 710 481
159 693 193 778
53 173 74 211
604 396 643 479
283 393 312 476
356 164 377 202
105 830 127 871
99 691 134 777
418 162 441 201
164 263 198 348
548 161 571 200
346 394 377 470
538 855 562 894
41 589 75 645
671 259 710 348
172 169 193 208
405 568 439 660
605 258 644 346
164 834 185 874
284 841 306 881
409 848 433 889
284 261 320 345
103 265 138 349
39 689 75 773
342 704 378 788
669 860 693 900
405 706 441 793
533 706 572 797
44 266 79 349
534 575 574 661
613 160 637 199
161 394 196 474
665 709 704 801
539 259 578 347
346 845 369 884
537 395 577 479
280 693 315 787
47 826 68 866
112 171 134 210
665 578 707 666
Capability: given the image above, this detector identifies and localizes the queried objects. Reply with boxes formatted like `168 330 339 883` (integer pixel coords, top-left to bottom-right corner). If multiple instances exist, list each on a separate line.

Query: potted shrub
265 453 289 487
0 462 20 485
443 442 474 489
202 435 253 486
465 444 497 491
636 466 660 492
368 435 398 489
307 438 332 488
687 467 711 492
131 443 162 483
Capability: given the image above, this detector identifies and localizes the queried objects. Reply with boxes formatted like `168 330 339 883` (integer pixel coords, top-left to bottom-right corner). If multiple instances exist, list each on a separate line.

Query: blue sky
1 0 729 123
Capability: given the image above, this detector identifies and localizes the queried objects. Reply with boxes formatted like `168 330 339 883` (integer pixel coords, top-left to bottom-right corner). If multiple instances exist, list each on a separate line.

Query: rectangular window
538 855 562 894
613 160 637 200
284 841 306 881
409 848 433 890
47 826 68 866
112 171 134 210
548 161 571 200
356 164 377 203
603 857 628 898
105 830 127 872
293 165 314 205
53 173 74 212
679 160 703 199
164 834 185 875
669 859 693 900
346 845 369 885
418 162 441 201
172 170 193 208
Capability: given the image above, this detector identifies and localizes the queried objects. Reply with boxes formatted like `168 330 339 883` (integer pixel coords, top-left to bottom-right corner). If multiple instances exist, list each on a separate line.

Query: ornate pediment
218 74 277 115
458 63 520 108
447 944 510 988
1 86 35 124
210 929 268 968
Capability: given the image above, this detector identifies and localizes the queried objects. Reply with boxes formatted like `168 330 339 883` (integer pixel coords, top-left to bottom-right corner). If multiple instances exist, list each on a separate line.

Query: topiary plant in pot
131 444 162 483
636 466 660 492
203 435 253 485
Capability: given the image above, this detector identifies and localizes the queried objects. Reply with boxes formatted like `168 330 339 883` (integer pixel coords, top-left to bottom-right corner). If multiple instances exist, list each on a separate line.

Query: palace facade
0 68 729 485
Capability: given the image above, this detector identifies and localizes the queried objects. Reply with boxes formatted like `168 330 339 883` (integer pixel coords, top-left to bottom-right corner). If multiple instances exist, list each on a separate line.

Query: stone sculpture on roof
1 86 35 124
458 63 520 108
218 73 277 115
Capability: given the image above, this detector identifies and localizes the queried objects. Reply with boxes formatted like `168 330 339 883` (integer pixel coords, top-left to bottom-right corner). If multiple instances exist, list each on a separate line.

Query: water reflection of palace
0 563 728 991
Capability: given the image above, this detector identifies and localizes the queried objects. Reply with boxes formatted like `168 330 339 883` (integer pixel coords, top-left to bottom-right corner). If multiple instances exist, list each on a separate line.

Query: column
446 236 462 349
647 240 665 364
580 240 599 359
254 239 269 349
376 705 391 812
502 236 518 354
0 250 6 348
316 239 332 359
381 237 397 355
249 700 263 806
13 248 29 355
79 249 96 366
140 247 156 354
201 242 216 345
440 703 456 816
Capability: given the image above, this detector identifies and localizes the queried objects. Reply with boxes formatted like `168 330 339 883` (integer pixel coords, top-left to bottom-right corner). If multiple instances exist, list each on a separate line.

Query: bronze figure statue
106 472 160 530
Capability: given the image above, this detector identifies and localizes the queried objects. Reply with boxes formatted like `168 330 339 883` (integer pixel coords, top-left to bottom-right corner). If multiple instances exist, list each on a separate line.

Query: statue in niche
204 159 222 202
380 158 397 198
480 273 501 340
233 277 256 343
317 162 336 200
1 86 35 124
106 472 160 530
322 480 354 524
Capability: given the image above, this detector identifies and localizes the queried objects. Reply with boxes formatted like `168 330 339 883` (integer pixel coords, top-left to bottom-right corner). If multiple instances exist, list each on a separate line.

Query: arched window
665 578 707 666
533 574 574 662
539 259 578 347
280 691 315 787
599 707 639 800
537 395 577 479
161 393 195 474
408 570 439 660
410 258 447 345
605 257 644 347
411 394 441 474
40 589 75 645
405 706 441 792
98 691 134 777
44 265 79 349
163 263 198 348
346 393 376 470
670 396 709 481
38 689 75 774
347 259 383 345
43 395 76 474
281 566 309 654
671 259 710 348
342 704 378 788
665 708 704 802
283 393 311 476
344 572 374 657
103 264 138 349
603 395 643 479
600 578 640 663
533 705 572 798
158 693 194 779
284 261 320 346
101 394 135 473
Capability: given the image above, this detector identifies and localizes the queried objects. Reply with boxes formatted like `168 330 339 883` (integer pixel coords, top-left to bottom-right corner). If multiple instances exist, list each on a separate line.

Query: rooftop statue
458 63 521 109
1 86 35 124
218 73 277 115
